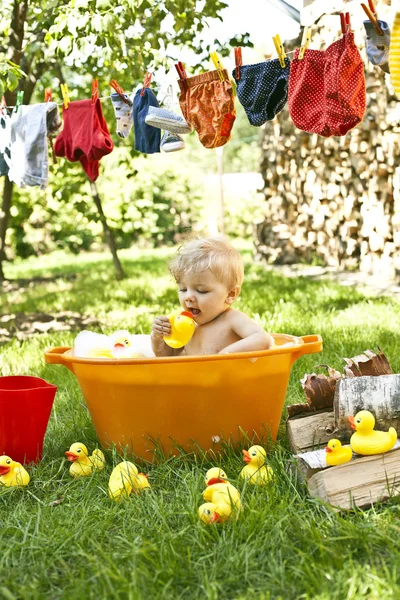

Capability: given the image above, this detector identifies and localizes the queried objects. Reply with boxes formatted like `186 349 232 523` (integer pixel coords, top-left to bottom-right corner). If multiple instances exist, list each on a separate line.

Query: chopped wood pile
287 348 392 417
255 12 400 281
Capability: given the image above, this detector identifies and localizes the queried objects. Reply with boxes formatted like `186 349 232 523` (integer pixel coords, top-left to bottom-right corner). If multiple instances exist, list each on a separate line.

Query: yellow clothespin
210 52 225 82
299 26 311 60
60 83 70 109
272 34 286 68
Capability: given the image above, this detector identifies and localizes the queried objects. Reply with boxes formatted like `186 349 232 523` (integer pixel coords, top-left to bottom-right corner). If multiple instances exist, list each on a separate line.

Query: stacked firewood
255 11 400 281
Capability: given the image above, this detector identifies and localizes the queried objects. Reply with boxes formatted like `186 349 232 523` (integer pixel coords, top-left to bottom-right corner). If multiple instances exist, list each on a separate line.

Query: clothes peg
44 88 52 102
234 47 242 80
368 0 378 18
140 71 152 96
0 96 6 115
361 3 383 36
299 27 311 60
14 90 24 113
340 12 351 34
174 62 187 80
210 52 225 81
60 83 70 109
273 34 286 68
91 79 99 104
109 80 133 106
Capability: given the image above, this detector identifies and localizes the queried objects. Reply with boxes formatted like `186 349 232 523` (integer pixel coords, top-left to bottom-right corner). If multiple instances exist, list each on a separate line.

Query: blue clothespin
15 90 24 113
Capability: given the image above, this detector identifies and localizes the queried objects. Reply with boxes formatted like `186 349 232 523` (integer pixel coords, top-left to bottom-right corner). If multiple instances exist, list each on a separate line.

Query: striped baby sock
389 12 400 95
111 92 134 138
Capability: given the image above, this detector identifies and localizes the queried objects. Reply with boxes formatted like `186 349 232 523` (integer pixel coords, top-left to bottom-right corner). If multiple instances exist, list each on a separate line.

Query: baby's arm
219 311 274 354
151 316 184 357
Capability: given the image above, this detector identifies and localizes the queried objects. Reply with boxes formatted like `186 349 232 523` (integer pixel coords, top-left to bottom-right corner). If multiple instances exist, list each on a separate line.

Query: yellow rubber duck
202 478 241 522
65 443 106 478
325 439 352 466
198 502 232 524
163 310 195 349
349 410 398 456
204 467 228 486
108 461 150 501
0 455 30 487
240 445 274 485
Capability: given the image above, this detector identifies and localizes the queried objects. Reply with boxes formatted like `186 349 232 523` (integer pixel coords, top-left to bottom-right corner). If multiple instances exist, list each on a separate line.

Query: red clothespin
109 80 133 106
140 71 152 96
44 88 52 102
361 3 383 35
234 48 242 80
340 12 351 34
174 62 187 80
91 79 99 104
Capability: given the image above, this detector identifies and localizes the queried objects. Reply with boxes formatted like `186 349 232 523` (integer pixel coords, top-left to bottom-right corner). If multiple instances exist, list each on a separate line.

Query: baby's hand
152 316 171 340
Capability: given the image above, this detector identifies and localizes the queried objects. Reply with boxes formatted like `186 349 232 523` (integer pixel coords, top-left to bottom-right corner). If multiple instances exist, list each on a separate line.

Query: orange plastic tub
45 334 322 460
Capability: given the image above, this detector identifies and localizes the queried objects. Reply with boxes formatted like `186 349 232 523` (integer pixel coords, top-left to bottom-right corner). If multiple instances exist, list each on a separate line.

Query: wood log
343 349 392 377
334 374 400 434
307 448 400 510
286 410 336 454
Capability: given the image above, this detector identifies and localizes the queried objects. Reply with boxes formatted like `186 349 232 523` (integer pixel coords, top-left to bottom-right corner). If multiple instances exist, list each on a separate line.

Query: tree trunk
0 178 13 281
0 0 28 281
90 182 125 280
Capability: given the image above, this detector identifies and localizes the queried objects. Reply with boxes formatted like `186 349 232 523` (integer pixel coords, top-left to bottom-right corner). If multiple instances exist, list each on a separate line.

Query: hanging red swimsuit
288 30 366 137
54 98 114 181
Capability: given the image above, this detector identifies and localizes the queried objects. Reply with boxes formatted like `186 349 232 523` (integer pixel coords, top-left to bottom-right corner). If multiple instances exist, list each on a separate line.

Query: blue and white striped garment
364 20 390 74
233 57 291 127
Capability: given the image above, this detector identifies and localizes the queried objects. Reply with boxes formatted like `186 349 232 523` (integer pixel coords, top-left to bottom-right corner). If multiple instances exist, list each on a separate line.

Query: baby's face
177 269 232 325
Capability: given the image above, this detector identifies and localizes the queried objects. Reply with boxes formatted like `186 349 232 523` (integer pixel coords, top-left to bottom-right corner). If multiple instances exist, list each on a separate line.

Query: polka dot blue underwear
232 57 291 127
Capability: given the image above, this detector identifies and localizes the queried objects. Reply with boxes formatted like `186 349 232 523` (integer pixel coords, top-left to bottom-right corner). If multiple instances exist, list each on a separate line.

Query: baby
151 237 274 356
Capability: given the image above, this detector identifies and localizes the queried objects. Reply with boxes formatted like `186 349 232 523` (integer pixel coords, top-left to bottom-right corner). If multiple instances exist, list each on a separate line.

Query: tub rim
45 333 322 367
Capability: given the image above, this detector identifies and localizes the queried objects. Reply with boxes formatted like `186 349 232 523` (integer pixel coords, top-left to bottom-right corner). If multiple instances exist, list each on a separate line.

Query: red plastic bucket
0 376 57 463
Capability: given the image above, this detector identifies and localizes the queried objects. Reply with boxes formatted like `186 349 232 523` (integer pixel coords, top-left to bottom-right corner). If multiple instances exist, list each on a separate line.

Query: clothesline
0 14 394 190
3 35 353 109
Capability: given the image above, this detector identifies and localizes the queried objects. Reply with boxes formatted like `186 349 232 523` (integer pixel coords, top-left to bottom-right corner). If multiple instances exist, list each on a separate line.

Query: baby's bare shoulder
225 308 255 324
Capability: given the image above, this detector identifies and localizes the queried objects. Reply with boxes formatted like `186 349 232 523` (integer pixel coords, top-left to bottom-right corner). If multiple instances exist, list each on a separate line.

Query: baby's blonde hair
169 237 244 290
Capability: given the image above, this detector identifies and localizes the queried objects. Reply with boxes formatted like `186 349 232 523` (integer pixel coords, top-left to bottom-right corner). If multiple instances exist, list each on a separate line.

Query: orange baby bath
45 334 322 460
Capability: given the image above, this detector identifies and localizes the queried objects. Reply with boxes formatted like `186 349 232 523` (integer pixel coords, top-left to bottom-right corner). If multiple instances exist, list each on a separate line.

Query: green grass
1 247 400 600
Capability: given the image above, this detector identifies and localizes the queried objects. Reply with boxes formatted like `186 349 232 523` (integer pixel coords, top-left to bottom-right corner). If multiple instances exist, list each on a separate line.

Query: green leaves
0 54 27 96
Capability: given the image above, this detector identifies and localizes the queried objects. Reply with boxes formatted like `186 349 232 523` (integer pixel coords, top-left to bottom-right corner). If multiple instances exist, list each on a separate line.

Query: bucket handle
44 347 74 372
291 335 323 362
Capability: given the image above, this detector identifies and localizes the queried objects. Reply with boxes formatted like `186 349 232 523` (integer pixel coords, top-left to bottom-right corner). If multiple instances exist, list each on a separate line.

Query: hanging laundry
177 67 236 149
389 12 400 94
110 91 134 138
7 102 61 189
288 26 366 137
160 130 185 152
233 58 291 127
145 106 192 135
0 109 11 177
364 20 390 74
54 98 114 181
133 87 161 154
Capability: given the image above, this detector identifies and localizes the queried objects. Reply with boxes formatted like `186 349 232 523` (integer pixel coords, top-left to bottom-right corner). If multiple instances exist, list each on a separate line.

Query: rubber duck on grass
325 439 352 466
198 502 232 524
240 445 274 485
200 473 241 524
204 467 228 486
108 461 150 501
349 410 397 456
65 443 105 478
0 455 30 487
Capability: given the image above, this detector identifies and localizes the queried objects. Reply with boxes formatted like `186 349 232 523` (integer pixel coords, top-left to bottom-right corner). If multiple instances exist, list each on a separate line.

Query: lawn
1 247 400 600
